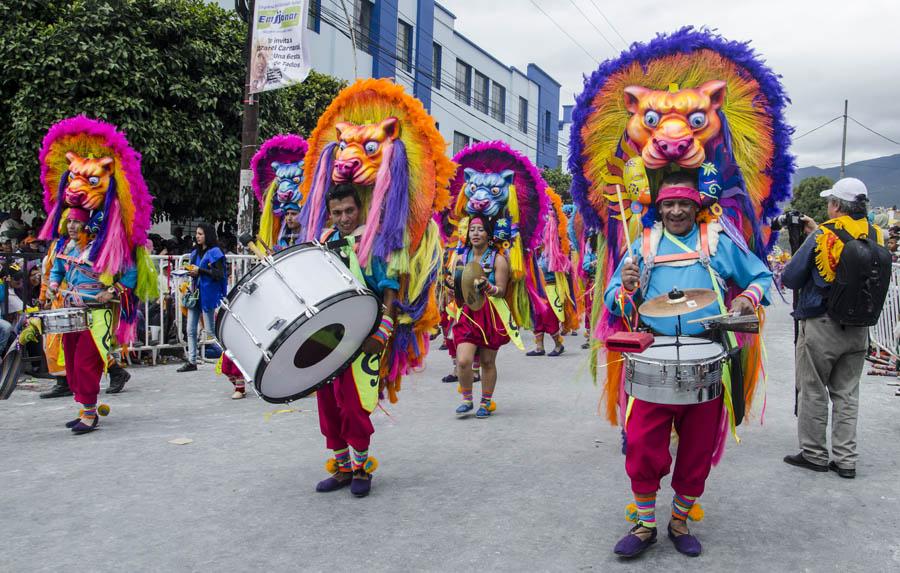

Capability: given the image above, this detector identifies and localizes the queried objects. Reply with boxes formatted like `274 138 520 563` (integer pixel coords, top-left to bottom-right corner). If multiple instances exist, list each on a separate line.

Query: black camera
772 210 806 253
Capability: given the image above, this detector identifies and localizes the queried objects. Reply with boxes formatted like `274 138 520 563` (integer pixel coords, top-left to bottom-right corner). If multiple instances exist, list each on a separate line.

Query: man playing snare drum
603 173 772 557
312 184 398 498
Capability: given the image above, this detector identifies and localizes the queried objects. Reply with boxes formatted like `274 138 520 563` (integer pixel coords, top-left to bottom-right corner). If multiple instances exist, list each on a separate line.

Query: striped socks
81 404 97 421
480 391 493 408
334 448 351 472
461 389 473 405
634 492 657 528
351 448 368 472
672 493 698 521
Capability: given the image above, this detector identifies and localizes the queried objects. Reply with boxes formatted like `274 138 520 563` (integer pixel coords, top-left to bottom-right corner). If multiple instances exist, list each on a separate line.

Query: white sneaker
231 390 245 400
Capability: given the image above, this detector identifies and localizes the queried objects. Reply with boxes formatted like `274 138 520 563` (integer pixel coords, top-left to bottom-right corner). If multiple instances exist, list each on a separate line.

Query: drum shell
624 337 726 405
216 243 381 403
33 308 91 334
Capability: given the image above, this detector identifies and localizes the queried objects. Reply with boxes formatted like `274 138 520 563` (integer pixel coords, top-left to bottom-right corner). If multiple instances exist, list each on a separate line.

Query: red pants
625 397 723 497
62 330 104 405
317 369 374 452
533 302 560 336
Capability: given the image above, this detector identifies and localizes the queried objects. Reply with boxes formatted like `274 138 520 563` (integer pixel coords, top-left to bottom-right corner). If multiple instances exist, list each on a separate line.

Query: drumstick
58 289 120 304
615 184 634 258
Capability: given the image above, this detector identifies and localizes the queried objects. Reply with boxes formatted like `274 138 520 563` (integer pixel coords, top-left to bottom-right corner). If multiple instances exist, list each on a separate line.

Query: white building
216 0 561 168
558 103 574 172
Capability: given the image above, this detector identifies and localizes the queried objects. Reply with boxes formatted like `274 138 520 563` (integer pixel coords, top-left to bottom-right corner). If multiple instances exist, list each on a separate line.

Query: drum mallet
58 289 119 304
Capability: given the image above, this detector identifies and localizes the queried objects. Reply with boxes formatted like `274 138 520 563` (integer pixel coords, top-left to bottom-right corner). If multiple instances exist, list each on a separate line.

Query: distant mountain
794 154 900 208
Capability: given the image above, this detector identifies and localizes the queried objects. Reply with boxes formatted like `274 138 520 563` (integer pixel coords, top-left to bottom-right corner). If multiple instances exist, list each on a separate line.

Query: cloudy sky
440 0 899 168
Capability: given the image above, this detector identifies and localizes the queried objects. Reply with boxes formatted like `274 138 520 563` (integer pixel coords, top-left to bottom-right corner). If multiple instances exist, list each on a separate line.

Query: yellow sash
89 307 113 371
350 352 380 413
545 283 566 322
490 297 525 350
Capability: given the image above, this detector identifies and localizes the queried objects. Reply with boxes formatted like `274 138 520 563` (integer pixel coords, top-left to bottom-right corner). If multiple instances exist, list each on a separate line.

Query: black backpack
823 222 892 327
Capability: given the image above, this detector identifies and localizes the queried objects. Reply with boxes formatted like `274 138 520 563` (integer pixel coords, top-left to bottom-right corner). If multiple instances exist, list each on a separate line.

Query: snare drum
624 336 726 405
32 307 92 334
216 242 381 404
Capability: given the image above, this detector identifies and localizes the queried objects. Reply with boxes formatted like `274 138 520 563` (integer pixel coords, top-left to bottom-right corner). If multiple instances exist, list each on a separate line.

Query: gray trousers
795 316 868 468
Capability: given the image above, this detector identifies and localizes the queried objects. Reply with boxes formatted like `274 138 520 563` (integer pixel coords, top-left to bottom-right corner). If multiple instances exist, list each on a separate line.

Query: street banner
249 0 311 94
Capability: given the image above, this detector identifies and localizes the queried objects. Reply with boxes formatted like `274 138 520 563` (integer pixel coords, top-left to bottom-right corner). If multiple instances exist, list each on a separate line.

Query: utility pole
236 0 259 251
839 99 848 179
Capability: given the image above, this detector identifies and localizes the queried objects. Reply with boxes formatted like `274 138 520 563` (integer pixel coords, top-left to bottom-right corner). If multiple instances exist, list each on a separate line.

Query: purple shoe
71 416 99 435
668 522 702 557
65 418 81 429
315 472 352 492
613 524 657 558
350 470 372 497
526 349 545 356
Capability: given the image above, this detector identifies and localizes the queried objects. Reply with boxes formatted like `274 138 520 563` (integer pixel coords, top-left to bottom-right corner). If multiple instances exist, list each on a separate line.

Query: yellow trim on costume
350 351 381 413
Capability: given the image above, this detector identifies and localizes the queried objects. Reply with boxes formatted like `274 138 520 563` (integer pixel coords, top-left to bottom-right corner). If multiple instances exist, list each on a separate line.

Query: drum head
0 345 23 400
255 291 381 403
634 336 725 362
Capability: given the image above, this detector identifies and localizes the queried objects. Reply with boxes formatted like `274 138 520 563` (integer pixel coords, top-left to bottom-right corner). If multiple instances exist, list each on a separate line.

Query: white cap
820 177 868 201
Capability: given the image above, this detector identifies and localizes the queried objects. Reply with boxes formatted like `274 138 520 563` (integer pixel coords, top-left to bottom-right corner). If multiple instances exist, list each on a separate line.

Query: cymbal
638 288 717 318
455 261 486 311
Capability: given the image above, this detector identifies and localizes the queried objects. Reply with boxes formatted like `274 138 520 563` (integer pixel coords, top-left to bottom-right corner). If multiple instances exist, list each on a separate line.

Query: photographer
781 178 889 479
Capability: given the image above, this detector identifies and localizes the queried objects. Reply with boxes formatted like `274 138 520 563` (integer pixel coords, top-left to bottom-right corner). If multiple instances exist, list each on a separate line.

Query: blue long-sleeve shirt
604 224 773 336
780 230 829 319
50 240 136 306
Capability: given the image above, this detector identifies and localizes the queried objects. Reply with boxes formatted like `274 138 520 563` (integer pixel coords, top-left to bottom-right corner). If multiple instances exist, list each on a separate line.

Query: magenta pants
316 369 374 452
625 396 723 497
533 301 560 336
62 330 104 406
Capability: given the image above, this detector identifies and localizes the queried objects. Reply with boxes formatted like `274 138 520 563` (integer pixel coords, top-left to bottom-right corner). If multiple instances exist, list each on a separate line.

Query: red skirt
452 300 510 351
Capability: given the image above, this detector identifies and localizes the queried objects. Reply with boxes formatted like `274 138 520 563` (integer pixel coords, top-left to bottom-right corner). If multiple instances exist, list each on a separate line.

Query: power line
793 116 842 140
585 0 628 48
526 0 600 64
849 116 900 146
566 0 618 53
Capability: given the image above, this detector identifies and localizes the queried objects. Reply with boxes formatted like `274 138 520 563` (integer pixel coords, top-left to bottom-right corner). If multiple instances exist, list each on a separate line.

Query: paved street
3 301 899 572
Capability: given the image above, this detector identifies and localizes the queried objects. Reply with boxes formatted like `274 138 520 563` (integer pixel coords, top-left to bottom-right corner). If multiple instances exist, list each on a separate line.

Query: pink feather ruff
449 141 550 250
38 115 152 249
250 134 309 207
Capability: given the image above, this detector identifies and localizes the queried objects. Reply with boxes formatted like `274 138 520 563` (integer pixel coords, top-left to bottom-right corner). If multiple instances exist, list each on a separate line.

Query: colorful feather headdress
251 134 308 247
39 116 153 276
299 78 454 264
570 28 794 430
298 78 455 402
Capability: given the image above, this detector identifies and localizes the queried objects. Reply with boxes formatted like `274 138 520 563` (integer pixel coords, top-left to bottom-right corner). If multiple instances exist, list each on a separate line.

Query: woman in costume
451 217 510 418
297 78 454 493
569 28 793 557
178 223 227 373
37 116 158 433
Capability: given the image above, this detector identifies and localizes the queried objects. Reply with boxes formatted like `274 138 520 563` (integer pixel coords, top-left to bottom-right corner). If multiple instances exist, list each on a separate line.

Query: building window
491 82 505 123
544 111 552 143
474 71 489 114
432 43 442 90
453 131 471 155
307 0 321 33
518 97 528 134
397 19 413 73
455 60 472 105
355 0 374 55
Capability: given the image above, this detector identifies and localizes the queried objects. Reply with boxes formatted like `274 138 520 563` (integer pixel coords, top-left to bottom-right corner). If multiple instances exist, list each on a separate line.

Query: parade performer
528 189 577 357
450 216 511 418
569 28 793 556
443 141 552 413
250 134 308 251
38 116 158 434
297 79 454 493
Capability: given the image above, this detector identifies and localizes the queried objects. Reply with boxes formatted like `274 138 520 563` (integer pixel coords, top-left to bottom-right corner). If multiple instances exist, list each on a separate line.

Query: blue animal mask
271 160 304 215
462 168 514 218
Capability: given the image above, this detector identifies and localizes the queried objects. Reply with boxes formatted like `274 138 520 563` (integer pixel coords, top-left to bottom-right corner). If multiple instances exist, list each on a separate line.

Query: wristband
485 283 500 296
738 284 763 308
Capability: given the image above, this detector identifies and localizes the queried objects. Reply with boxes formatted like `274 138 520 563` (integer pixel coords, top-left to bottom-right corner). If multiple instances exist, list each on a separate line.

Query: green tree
789 176 832 223
0 0 344 222
541 166 573 203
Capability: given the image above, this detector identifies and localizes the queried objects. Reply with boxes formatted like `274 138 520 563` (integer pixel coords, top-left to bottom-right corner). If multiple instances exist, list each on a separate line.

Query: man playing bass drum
313 184 398 498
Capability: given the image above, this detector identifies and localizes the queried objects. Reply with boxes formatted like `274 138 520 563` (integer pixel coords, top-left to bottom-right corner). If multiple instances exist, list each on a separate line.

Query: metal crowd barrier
128 254 259 365
868 263 900 361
